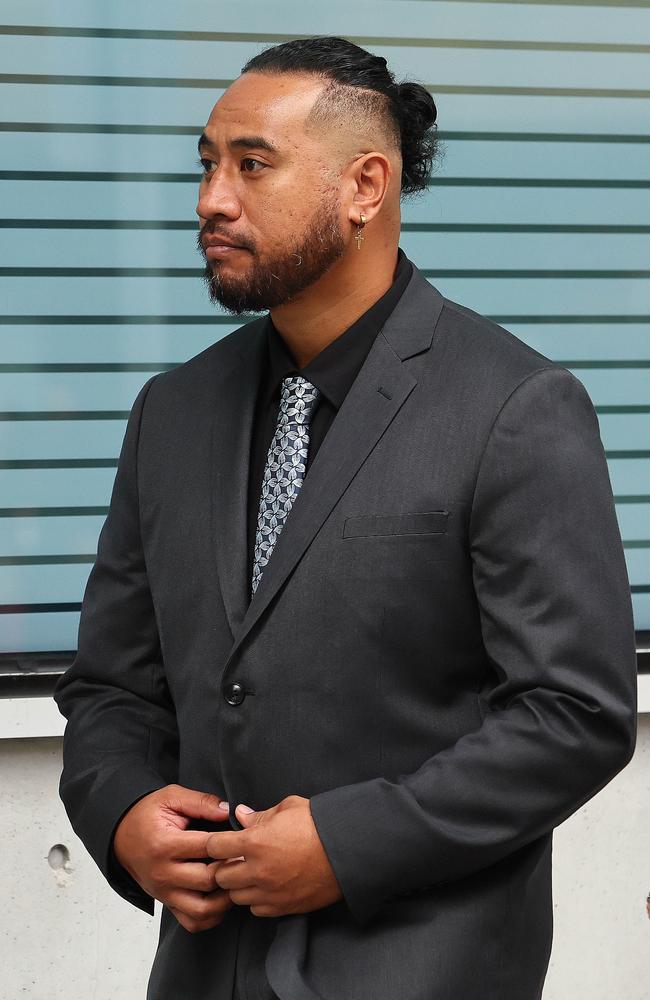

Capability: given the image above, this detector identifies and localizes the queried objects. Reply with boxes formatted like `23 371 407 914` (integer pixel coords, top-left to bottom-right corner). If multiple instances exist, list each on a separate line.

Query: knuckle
196 895 218 919
200 868 216 892
149 869 165 892
149 867 167 891
149 832 167 858
256 864 274 889
200 791 219 811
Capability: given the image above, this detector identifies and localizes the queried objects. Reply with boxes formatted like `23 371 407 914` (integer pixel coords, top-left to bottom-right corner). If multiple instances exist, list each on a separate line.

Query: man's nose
196 169 242 222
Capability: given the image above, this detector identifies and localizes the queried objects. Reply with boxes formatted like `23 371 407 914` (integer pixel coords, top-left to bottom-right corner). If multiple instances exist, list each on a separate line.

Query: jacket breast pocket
342 509 449 538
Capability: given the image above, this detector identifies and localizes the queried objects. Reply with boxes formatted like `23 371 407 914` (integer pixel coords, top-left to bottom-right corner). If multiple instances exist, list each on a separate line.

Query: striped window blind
1 0 648 656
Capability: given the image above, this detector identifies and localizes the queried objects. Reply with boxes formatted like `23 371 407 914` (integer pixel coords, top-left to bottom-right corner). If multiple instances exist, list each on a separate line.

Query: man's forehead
204 72 326 143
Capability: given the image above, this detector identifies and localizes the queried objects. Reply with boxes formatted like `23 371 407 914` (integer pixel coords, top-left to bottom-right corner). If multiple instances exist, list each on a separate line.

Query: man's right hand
113 784 235 933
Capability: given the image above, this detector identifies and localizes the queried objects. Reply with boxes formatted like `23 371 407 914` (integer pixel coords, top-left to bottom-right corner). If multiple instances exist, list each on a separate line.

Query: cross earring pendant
355 215 366 250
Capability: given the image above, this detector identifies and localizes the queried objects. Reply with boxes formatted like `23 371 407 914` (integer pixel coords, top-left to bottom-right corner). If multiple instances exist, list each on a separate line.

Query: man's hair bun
395 82 438 195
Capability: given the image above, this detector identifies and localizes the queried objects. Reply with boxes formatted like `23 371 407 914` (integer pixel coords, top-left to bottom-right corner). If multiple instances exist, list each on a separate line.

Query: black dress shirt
235 246 413 1000
246 246 413 592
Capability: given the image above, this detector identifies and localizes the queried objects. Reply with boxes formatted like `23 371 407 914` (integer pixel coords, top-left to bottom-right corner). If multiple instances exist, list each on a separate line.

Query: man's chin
204 276 269 315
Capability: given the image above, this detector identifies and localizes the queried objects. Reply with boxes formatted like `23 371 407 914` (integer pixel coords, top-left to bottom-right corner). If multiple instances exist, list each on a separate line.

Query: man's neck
269 247 399 369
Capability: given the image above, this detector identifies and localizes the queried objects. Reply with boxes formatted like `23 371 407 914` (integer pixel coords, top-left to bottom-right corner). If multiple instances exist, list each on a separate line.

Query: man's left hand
205 795 343 917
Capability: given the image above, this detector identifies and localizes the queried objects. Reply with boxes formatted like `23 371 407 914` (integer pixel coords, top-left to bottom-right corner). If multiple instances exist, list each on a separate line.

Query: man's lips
204 244 247 260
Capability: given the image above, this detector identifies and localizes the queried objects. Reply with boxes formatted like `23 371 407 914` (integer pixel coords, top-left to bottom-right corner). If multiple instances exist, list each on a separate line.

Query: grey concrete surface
1 719 648 999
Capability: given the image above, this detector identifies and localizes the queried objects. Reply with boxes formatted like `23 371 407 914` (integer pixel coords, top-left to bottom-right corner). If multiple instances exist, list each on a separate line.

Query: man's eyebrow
197 132 279 155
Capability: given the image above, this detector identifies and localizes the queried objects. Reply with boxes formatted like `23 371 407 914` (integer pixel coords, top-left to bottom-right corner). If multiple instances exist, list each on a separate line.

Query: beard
197 193 347 314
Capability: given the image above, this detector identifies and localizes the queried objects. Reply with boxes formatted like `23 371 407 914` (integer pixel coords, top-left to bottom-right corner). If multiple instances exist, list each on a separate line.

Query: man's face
196 72 351 314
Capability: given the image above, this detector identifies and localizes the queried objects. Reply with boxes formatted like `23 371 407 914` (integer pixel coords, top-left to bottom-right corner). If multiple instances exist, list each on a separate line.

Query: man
54 36 638 1000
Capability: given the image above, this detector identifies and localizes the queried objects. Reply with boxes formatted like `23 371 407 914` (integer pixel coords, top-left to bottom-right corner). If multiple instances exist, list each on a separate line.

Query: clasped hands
112 784 343 933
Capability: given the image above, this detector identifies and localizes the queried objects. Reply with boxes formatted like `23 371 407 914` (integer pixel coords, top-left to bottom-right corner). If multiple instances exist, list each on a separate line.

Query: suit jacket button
224 682 246 706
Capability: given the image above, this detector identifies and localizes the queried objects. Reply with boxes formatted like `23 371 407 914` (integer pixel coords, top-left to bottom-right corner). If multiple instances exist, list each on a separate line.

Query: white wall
1 719 648 1000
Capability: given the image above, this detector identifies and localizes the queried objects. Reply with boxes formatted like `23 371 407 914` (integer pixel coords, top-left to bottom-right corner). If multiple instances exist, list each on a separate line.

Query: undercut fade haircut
241 36 439 197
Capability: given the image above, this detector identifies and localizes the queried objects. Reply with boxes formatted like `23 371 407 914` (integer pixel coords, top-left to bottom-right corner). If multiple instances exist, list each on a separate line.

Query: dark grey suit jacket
54 258 638 1000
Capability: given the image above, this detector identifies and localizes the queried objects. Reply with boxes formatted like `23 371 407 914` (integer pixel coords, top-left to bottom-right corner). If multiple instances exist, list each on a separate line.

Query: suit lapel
212 263 445 663
210 317 268 638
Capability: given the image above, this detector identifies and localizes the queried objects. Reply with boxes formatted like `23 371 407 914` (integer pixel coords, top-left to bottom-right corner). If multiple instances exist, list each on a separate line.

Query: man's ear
347 151 393 226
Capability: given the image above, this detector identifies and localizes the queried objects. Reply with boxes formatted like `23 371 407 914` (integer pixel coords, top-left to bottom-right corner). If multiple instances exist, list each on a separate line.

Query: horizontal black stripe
3 595 647 618
0 602 82 614
2 360 648 375
0 314 246 325
2 123 649 143
0 362 177 373
0 122 202 135
7 542 647 566
1 313 647 326
429 178 650 189
3 266 649 278
0 72 231 89
1 25 648 53
491 315 650 324
2 169 649 188
2 74 649 99
606 450 650 458
4 543 650 569
0 440 650 458
0 410 129 421
559 361 650 369
631 585 650 593
0 169 199 182
0 459 118 470
4 219 650 234
5 501 646 519
0 506 108 517
0 411 647 426
439 130 650 144
598 406 650 415
0 554 95 566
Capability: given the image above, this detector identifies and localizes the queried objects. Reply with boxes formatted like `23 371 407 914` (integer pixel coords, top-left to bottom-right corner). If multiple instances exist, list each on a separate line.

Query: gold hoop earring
355 214 367 251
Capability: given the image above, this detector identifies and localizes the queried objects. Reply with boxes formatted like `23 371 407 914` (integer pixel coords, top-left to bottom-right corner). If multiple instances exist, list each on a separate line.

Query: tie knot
279 375 321 425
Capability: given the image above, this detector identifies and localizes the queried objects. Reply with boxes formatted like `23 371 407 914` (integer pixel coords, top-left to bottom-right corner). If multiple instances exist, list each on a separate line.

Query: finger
162 830 218 860
234 803 260 828
166 861 224 893
165 886 232 923
169 903 231 934
162 785 230 823
213 860 253 891
227 887 269 908
205 830 250 860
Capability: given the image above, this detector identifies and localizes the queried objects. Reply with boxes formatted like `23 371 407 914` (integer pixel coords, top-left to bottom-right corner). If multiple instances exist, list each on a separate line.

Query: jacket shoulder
435 291 571 399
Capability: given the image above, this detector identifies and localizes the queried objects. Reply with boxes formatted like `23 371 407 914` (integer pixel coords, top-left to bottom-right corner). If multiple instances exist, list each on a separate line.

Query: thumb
234 802 261 828
164 785 228 821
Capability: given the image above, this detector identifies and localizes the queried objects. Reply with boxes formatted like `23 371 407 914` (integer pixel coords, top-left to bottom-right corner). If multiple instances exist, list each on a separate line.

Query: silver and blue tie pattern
251 375 321 596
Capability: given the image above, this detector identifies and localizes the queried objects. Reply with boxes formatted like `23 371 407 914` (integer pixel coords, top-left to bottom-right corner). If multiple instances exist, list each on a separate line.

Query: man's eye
241 158 265 173
197 157 215 174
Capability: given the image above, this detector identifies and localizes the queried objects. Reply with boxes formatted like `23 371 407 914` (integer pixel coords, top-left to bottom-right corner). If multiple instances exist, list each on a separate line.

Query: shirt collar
262 246 413 410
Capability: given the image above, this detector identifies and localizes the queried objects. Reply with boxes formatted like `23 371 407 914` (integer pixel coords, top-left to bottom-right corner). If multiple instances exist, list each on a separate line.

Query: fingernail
237 803 254 814
218 801 230 811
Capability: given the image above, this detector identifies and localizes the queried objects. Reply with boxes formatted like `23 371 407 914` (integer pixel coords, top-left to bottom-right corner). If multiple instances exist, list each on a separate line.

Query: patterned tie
251 375 321 597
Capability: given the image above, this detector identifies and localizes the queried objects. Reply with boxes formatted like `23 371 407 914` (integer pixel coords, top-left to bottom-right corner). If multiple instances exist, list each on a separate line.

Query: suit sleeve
53 375 177 915
309 365 638 925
